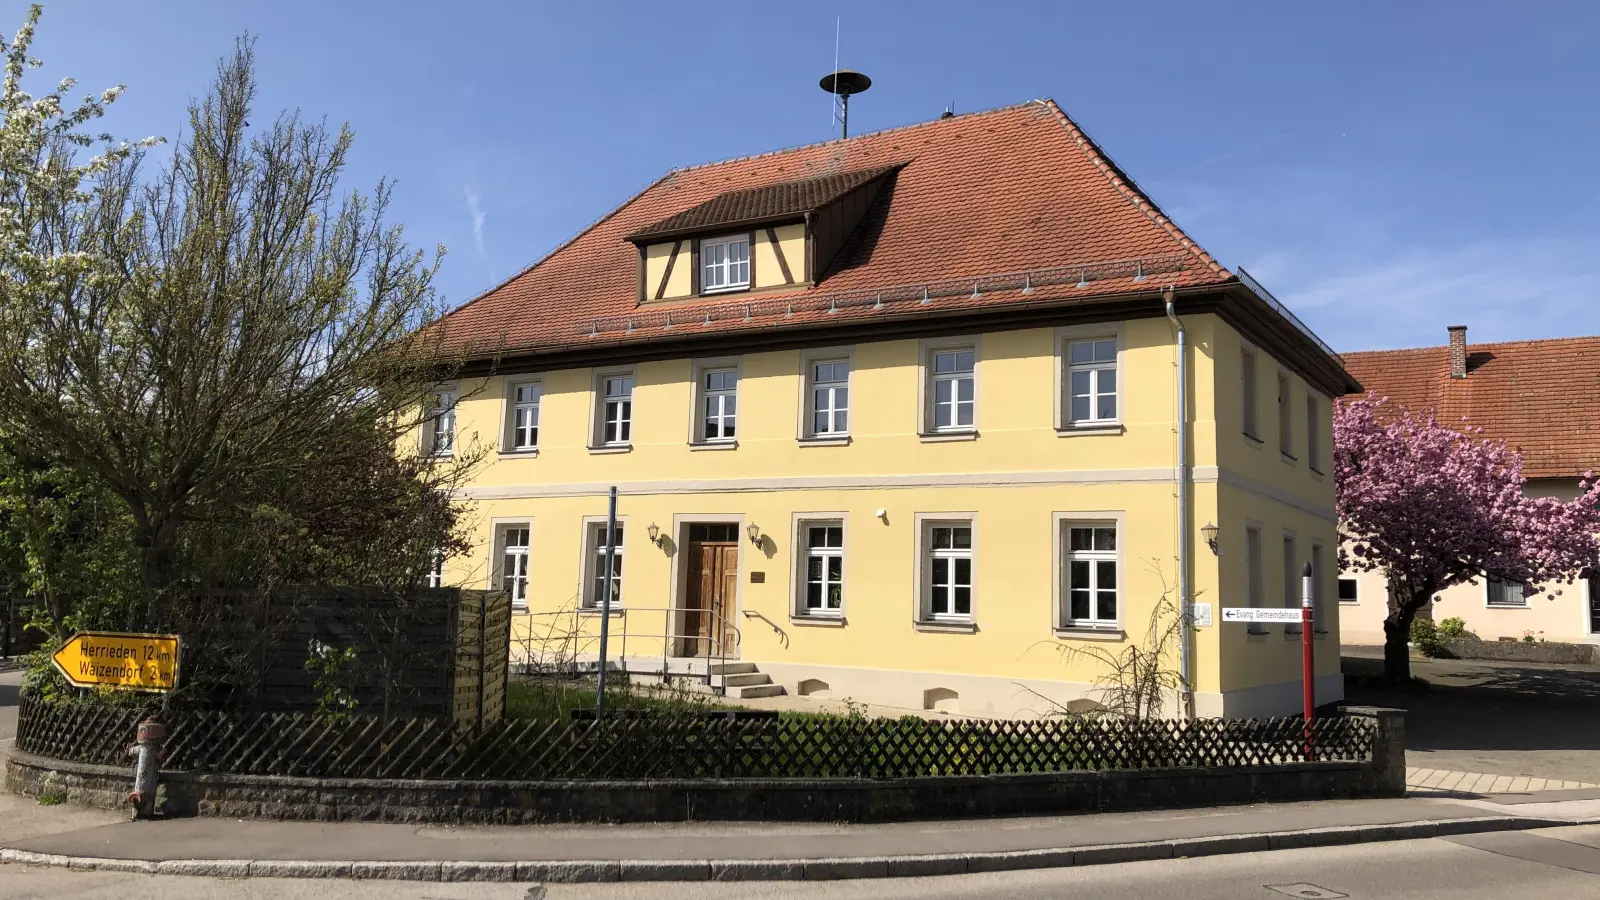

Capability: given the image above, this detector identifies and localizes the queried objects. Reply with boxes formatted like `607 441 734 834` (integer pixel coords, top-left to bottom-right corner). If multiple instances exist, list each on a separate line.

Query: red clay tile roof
1341 335 1600 480
434 100 1238 358
626 164 902 242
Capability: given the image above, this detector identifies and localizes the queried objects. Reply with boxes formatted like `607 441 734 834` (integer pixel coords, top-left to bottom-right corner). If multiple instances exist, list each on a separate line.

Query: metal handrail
741 610 790 649
514 604 743 693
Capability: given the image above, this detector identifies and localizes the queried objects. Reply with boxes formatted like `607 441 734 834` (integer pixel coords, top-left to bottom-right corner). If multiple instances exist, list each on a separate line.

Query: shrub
1410 618 1443 657
1437 617 1474 642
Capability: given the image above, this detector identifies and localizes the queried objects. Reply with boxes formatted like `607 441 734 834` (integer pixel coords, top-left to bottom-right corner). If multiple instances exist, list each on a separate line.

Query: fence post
1339 705 1406 796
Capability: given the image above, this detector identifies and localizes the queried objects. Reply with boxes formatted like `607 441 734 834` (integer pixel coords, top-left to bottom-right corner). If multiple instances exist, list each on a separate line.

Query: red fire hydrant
125 716 166 820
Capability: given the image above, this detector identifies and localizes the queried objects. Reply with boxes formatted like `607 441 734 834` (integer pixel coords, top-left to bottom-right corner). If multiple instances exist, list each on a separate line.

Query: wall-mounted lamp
1201 522 1222 557
746 522 762 546
647 523 663 547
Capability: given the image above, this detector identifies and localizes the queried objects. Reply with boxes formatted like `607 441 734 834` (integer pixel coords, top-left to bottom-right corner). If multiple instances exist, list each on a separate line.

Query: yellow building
425 101 1360 718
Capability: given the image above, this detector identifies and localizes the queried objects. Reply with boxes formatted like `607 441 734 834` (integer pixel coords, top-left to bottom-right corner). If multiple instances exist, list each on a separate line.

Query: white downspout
1164 287 1195 720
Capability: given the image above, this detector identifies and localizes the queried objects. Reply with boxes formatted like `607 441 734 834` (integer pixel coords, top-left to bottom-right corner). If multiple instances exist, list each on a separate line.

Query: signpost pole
1301 561 1315 760
594 486 618 721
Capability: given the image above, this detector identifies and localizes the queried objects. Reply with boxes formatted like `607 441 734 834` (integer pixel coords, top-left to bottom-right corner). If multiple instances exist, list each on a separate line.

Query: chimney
1448 325 1468 379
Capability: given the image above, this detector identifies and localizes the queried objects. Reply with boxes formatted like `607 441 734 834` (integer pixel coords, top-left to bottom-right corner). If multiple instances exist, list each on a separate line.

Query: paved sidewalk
4 793 1599 882
1407 766 1598 797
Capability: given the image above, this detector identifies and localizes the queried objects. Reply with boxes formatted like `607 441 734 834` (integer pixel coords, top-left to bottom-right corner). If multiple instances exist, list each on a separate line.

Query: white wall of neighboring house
1339 478 1600 645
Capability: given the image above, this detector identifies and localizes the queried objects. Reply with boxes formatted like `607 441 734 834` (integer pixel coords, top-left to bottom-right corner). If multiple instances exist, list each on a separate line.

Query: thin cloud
464 185 486 257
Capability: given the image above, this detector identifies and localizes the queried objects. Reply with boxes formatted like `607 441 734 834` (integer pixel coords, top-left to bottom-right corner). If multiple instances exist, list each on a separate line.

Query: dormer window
701 235 750 293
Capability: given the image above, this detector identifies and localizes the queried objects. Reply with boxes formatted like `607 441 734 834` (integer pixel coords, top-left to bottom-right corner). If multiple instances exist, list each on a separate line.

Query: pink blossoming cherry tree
1334 395 1600 682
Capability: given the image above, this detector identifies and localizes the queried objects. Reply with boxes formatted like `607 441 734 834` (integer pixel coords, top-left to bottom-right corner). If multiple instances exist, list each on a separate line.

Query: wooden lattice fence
16 695 1376 781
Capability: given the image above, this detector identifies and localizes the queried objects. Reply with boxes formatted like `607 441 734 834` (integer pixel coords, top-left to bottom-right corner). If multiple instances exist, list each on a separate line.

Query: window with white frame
1241 348 1259 439
1311 543 1327 631
1277 373 1293 457
1064 524 1118 628
509 382 541 451
700 368 738 442
585 523 624 608
924 523 973 620
1306 394 1322 471
1338 577 1359 604
425 551 445 589
808 359 850 436
500 527 529 609
598 374 634 446
800 522 844 615
1066 338 1118 425
1486 575 1526 607
928 348 975 432
425 389 457 455
700 235 750 293
1282 533 1298 609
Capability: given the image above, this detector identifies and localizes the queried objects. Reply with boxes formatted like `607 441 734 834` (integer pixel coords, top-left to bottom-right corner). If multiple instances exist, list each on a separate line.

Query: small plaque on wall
749 571 766 584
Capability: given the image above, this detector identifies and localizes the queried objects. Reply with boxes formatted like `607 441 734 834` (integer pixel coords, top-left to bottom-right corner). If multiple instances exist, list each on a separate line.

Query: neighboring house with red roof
420 100 1357 718
1338 326 1600 646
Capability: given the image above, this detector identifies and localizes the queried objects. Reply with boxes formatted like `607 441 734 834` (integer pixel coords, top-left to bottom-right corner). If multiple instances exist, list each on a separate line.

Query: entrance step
733 683 786 699
710 662 758 676
721 673 771 688
709 662 786 699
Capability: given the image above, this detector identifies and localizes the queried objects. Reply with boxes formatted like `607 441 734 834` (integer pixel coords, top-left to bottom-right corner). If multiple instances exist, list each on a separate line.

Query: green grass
506 678 737 720
36 787 65 806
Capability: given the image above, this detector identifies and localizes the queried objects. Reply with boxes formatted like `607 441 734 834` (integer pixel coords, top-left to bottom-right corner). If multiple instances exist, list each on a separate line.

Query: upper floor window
1067 339 1118 424
1241 348 1260 440
599 374 634 447
1064 523 1118 628
424 388 456 456
510 382 541 451
1307 394 1323 472
929 348 976 432
1277 372 1294 458
700 368 738 443
701 235 750 293
808 359 850 436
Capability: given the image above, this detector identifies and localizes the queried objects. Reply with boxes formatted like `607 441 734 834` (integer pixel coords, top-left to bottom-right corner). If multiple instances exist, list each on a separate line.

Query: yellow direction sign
51 631 181 692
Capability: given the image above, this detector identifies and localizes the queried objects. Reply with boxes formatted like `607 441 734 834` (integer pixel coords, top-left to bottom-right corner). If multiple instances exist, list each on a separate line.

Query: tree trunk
1381 615 1412 682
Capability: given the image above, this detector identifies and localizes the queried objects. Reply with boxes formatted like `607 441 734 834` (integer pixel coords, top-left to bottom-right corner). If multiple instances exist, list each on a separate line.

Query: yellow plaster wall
642 240 691 301
753 223 805 288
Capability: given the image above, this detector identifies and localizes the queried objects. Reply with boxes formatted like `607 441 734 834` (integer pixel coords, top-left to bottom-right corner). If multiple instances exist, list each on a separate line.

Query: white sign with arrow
1220 607 1304 624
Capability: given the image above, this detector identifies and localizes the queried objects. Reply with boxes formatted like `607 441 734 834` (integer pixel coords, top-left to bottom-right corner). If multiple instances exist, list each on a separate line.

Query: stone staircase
711 662 785 699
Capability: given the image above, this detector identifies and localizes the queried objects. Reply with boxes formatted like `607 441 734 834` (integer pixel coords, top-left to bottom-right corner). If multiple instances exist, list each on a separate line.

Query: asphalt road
2 827 1598 899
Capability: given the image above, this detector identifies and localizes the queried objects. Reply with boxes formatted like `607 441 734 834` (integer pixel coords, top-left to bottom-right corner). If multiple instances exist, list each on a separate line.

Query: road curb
0 816 1586 883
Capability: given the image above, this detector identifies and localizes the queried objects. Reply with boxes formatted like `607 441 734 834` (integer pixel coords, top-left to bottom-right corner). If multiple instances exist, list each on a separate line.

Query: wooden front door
682 524 739 658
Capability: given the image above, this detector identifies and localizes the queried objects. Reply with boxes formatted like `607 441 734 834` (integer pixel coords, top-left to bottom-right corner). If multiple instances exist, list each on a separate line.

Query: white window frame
918 338 979 436
793 516 846 619
800 348 853 440
581 519 626 609
425 551 445 589
1241 345 1260 440
503 378 542 453
1058 516 1122 631
916 515 976 624
1338 576 1360 605
692 361 740 445
422 386 457 456
591 370 635 449
1485 574 1527 608
1064 337 1120 427
1277 371 1295 460
700 234 751 294
489 521 531 611
1306 393 1323 473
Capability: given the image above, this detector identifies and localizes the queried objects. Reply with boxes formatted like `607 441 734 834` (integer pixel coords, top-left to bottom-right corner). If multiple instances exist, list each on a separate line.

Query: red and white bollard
1301 562 1316 761
126 716 165 820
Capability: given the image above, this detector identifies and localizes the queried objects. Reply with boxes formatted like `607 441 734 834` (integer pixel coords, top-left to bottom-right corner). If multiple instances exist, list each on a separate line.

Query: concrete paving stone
965 848 1076 874
437 861 521 882
350 861 443 880
517 861 621 883
802 857 892 880
1489 776 1512 794
1170 834 1273 858
247 860 355 879
65 856 157 874
885 854 969 877
708 859 805 881
153 859 253 878
619 860 712 881
1073 841 1176 866
0 850 71 868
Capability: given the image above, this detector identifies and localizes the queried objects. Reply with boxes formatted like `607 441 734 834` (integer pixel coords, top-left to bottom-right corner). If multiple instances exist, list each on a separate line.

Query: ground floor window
1338 577 1359 604
585 523 624 608
499 527 529 609
800 522 844 615
1486 575 1526 608
922 521 973 621
1063 522 1117 628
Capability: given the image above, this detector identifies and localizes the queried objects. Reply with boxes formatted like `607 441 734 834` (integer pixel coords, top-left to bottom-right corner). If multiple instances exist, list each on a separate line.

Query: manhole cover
1266 885 1347 899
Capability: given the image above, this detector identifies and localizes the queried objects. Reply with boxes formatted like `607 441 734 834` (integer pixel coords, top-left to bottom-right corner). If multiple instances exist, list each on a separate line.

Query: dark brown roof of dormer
625 164 902 242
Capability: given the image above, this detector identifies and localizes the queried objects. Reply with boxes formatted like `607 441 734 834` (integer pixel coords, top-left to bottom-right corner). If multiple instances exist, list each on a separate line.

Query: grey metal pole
1165 292 1194 720
595 486 617 720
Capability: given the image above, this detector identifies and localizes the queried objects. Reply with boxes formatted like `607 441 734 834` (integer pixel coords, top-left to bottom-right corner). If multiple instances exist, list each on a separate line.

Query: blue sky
31 1 1600 351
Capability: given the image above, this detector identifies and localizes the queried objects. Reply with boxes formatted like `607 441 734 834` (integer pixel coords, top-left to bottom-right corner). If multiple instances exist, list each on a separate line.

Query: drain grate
1267 884 1348 899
